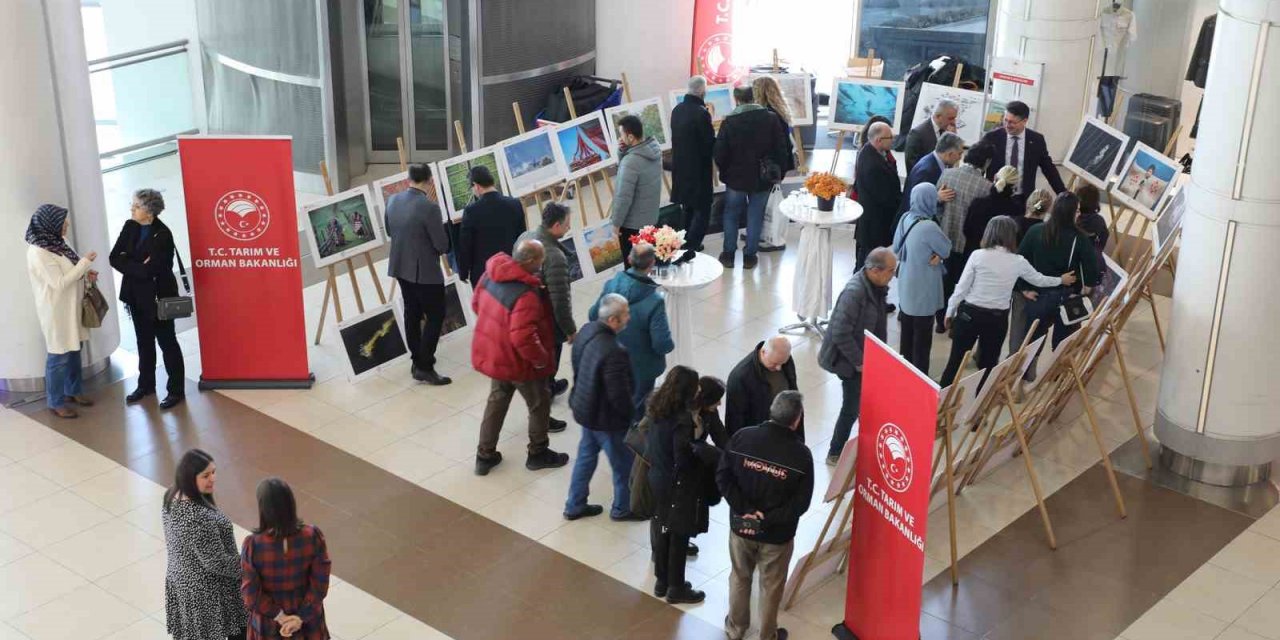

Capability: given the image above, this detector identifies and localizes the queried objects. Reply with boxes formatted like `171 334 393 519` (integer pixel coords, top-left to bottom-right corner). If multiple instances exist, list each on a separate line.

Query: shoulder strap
174 247 191 294
897 218 925 258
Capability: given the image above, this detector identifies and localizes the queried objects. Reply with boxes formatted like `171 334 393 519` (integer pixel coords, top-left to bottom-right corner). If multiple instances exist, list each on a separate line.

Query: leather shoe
653 581 668 598
743 255 758 269
51 406 78 419
548 417 568 433
718 252 735 268
610 511 647 522
159 395 185 410
526 449 569 470
686 542 699 556
551 378 569 397
125 388 154 404
475 452 503 476
564 505 604 521
66 395 94 407
412 366 452 386
665 585 706 604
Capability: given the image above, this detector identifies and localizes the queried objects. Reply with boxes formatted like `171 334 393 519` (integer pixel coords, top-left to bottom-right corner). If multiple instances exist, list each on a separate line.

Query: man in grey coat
516 203 575 430
818 247 897 465
384 163 452 385
610 114 663 267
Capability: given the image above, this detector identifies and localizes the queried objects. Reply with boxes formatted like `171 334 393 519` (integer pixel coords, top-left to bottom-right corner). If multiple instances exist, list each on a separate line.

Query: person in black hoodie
456 166 526 287
110 188 185 409
718 390 813 640
564 294 638 521
713 87 790 270
725 337 802 441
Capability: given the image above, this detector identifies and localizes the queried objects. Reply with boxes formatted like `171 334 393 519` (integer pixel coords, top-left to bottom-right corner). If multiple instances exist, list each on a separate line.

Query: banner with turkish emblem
690 0 746 85
178 136 312 389
835 333 938 640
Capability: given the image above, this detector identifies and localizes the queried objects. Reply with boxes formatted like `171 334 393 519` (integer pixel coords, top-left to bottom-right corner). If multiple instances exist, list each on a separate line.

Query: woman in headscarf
25 204 100 419
892 183 952 374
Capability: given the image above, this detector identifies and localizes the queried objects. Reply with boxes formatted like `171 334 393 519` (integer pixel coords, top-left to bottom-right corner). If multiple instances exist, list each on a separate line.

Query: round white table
650 252 724 368
778 194 863 336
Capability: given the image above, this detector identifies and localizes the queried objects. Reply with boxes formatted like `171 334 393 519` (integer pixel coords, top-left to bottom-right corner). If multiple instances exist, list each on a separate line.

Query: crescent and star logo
696 33 746 85
875 422 913 493
214 190 271 241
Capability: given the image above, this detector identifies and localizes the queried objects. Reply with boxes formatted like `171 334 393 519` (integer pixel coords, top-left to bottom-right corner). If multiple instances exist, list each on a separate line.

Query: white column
994 0 1100 159
1155 0 1280 476
0 0 120 388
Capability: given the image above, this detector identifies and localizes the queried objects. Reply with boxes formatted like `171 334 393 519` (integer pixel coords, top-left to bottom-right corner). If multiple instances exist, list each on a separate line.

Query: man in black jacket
725 337 802 442
714 87 789 270
818 248 895 465
903 98 958 173
717 391 813 640
854 121 902 270
670 76 717 252
563 293 643 521
457 166 526 287
978 100 1066 205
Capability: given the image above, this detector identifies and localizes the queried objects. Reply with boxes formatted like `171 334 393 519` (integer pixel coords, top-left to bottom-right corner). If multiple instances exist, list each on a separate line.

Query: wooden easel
511 101 561 227
769 48 808 172
561 86 608 225
830 50 880 175
313 161 388 344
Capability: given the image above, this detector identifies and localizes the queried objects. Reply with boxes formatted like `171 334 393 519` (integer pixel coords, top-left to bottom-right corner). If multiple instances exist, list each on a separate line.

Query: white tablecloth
649 253 724 367
779 195 863 320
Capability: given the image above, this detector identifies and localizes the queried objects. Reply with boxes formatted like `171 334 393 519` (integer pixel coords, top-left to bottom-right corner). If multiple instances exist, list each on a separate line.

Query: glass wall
855 0 992 81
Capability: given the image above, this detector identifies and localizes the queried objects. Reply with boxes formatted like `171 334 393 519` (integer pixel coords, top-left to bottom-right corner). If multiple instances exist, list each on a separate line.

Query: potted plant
804 172 848 212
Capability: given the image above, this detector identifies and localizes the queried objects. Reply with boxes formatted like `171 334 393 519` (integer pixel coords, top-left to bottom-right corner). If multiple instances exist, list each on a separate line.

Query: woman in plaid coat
240 478 332 639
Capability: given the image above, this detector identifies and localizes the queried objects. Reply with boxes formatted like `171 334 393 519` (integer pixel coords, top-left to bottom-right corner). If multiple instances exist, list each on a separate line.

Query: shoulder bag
157 250 194 321
81 281 109 328
1058 237 1093 326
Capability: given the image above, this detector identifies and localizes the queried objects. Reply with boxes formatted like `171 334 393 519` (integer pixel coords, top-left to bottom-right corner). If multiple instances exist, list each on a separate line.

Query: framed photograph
551 111 618 182
579 221 624 278
1089 252 1130 313
497 127 565 197
669 83 734 123
745 73 814 126
1152 186 1187 259
605 97 673 152
828 77 905 133
437 146 510 216
337 304 410 382
912 83 986 145
559 234 585 284
440 276 475 341
1112 142 1180 218
1063 118 1131 190
301 186 385 269
371 169 449 227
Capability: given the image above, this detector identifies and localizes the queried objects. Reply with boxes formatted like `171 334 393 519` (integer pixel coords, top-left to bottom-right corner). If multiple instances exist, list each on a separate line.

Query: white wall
596 0 696 102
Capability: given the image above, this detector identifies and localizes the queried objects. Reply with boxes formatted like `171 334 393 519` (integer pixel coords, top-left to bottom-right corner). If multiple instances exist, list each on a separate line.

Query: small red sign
992 71 1036 86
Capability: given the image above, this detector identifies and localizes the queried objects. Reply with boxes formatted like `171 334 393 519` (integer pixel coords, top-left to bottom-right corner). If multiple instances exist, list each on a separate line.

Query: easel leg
363 252 386 304
1145 289 1166 352
345 258 366 314
587 174 606 222
1003 389 1058 550
829 134 845 174
942 415 960 586
783 492 846 610
1111 330 1153 469
314 278 333 345
1069 363 1128 518
793 128 807 173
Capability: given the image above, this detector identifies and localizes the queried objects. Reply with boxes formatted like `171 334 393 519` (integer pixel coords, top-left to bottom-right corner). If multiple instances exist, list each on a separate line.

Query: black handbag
157 250 194 321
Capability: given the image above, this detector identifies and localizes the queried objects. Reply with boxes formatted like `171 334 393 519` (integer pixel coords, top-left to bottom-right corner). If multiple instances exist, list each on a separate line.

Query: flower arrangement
629 225 686 262
804 172 848 200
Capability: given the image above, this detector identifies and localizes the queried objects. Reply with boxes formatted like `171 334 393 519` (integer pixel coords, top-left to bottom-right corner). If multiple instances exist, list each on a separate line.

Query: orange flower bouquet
805 172 848 211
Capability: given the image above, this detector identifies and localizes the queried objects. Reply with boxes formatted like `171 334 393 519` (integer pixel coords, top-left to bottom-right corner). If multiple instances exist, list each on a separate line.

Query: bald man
725 336 804 441
854 120 902 271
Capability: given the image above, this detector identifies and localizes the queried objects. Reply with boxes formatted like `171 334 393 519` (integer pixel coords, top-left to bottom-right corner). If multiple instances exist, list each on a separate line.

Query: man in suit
899 131 962 218
978 100 1066 205
853 121 901 270
670 76 718 252
457 165 526 288
903 98 958 172
384 163 453 385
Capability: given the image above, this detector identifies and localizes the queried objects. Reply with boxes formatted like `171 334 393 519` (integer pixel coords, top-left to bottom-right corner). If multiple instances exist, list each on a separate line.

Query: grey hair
980 216 1020 252
865 246 896 271
513 238 544 264
687 75 707 97
933 99 959 117
134 188 165 217
935 131 964 154
866 121 892 141
769 390 805 426
630 243 656 271
762 335 792 357
597 293 629 322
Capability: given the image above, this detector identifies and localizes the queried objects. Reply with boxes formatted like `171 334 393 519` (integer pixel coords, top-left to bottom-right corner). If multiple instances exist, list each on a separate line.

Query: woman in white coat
25 204 99 419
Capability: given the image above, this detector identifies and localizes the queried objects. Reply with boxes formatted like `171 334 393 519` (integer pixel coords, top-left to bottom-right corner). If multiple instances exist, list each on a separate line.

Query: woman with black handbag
111 188 186 409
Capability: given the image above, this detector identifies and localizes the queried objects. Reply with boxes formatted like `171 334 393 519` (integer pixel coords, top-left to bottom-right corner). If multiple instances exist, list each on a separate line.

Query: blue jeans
45 350 83 409
565 428 634 518
722 188 770 257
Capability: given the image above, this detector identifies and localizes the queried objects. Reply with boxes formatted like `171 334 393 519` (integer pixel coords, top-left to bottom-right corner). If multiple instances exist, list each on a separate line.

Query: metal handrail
88 39 188 71
99 129 198 160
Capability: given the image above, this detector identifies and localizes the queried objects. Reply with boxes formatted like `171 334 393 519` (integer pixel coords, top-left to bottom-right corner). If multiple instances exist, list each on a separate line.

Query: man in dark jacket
384 163 453 385
714 87 789 270
588 244 673 417
563 294 644 521
725 336 802 442
903 98 958 173
854 121 902 270
818 247 896 465
471 240 570 476
898 131 962 218
979 100 1066 205
717 391 813 640
457 165 525 287
671 76 717 252
516 203 575 422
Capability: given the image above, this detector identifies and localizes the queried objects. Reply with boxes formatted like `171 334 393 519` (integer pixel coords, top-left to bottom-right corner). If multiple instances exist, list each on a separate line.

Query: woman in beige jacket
25 204 99 419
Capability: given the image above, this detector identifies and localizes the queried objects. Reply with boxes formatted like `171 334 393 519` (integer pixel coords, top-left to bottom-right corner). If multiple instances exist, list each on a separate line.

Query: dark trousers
398 279 445 370
131 308 184 396
683 203 711 251
651 519 689 588
618 227 639 269
1022 287 1080 381
898 313 934 375
828 373 863 459
940 303 1009 388
939 251 968 327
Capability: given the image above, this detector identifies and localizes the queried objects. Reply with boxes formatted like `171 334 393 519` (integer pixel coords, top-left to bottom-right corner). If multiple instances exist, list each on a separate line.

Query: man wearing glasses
979 101 1066 206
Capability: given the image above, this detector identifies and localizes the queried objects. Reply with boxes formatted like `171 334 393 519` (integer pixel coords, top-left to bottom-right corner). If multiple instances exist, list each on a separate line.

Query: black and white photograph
441 279 471 338
337 305 409 381
561 235 585 284
1063 118 1130 190
1152 186 1187 258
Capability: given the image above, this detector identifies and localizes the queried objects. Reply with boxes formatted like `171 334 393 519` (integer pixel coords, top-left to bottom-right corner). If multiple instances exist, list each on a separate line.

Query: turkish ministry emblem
214 190 271 241
875 422 913 493
696 33 746 85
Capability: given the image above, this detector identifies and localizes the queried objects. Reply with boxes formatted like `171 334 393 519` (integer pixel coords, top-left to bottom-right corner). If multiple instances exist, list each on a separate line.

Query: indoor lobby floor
3 172 1279 639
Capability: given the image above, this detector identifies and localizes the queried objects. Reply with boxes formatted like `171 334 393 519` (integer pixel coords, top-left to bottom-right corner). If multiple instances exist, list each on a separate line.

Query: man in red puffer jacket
472 239 571 476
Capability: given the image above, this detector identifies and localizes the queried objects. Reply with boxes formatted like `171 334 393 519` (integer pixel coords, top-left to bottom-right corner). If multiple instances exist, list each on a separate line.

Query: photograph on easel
1152 186 1186 258
744 73 814 126
1090 253 1130 313
581 221 624 277
441 278 473 338
560 235 585 283
496 127 566 197
1063 118 1130 190
912 83 985 145
438 147 508 216
1112 142 1179 218
605 97 673 152
301 186 385 269
827 77 905 132
669 83 734 123
337 304 409 381
551 111 618 182
371 169 448 230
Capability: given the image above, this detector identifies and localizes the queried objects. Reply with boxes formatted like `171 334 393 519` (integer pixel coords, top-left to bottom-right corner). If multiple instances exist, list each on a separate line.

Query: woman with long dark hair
163 449 247 640
240 478 332 639
1018 192 1100 371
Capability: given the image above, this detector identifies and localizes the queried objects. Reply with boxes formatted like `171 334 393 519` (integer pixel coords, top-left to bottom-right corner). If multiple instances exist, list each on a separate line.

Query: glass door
363 0 450 162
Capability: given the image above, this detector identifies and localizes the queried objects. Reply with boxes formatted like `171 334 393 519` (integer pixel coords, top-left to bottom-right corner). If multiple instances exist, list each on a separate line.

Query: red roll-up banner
836 333 938 640
690 0 746 85
178 136 313 389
